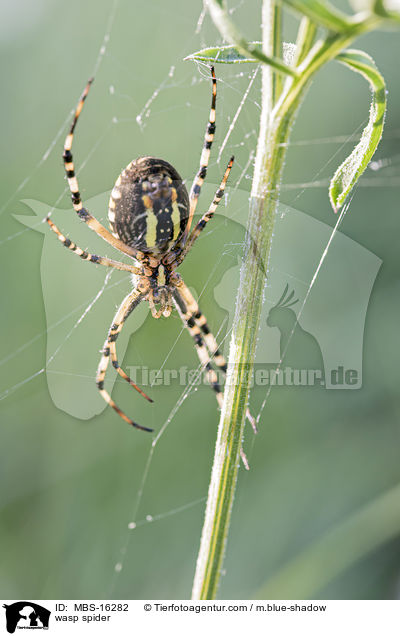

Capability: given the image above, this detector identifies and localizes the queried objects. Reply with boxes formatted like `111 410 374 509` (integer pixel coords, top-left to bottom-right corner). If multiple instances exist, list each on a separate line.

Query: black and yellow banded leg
176 155 234 266
60 78 145 262
109 340 153 404
173 289 225 405
63 78 93 214
46 217 143 274
173 279 257 433
193 307 257 434
185 66 217 238
173 288 250 469
96 290 153 432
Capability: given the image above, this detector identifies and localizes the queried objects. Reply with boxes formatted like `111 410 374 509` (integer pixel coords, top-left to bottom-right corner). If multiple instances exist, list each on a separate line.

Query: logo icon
2 602 51 633
266 283 324 374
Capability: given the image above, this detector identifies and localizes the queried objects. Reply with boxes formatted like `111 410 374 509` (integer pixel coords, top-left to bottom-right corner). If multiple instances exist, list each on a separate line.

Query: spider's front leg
51 78 148 263
96 287 153 432
175 155 234 268
183 66 217 239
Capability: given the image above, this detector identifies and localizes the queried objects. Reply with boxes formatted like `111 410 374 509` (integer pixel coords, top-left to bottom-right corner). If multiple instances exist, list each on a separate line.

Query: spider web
1 0 399 600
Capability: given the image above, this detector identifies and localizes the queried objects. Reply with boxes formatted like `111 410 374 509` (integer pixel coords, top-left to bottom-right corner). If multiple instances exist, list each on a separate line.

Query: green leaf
203 0 297 76
329 49 387 211
284 0 352 33
282 0 353 32
184 42 262 64
185 41 300 68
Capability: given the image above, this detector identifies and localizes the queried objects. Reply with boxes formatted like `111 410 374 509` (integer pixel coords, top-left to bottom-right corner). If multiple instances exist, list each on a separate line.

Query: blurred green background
1 0 400 600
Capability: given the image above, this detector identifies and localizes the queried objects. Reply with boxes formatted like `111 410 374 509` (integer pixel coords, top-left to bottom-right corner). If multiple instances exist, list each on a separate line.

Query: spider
47 67 256 443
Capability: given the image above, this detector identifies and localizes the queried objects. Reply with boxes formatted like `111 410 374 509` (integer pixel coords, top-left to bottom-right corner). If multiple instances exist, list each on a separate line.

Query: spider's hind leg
172 278 257 434
96 289 153 432
172 280 256 469
192 307 258 434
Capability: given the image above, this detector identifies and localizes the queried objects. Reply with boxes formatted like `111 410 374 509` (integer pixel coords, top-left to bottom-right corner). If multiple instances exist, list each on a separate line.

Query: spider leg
183 66 217 239
172 278 257 433
56 78 144 261
173 285 250 469
96 289 153 432
173 287 224 406
46 217 143 274
176 155 234 267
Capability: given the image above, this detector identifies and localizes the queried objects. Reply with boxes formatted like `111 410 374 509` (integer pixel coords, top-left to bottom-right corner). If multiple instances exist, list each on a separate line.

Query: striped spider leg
182 66 217 241
171 283 251 470
96 286 154 432
172 156 234 269
46 217 146 275
172 278 258 434
47 77 159 271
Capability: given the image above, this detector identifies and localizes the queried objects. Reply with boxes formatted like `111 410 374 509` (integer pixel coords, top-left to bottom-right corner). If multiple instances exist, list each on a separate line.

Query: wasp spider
47 67 256 444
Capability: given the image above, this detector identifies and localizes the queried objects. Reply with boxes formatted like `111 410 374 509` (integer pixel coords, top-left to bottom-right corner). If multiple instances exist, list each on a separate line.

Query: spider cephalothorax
46 67 256 447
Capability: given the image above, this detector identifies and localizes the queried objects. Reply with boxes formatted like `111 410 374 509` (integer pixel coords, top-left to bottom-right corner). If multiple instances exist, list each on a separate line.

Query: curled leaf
329 49 387 211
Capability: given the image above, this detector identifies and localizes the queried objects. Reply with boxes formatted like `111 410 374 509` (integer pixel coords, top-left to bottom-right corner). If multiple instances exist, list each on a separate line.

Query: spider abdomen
108 156 189 255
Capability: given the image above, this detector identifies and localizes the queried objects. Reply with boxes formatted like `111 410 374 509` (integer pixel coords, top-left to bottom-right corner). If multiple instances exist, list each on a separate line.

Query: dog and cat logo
2 602 50 633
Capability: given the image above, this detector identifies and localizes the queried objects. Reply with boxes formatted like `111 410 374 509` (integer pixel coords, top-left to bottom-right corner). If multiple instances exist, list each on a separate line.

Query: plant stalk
192 0 289 600
192 1 385 602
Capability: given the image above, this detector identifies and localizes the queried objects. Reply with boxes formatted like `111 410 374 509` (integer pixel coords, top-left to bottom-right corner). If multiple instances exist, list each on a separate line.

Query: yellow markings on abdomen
171 200 181 241
142 195 158 248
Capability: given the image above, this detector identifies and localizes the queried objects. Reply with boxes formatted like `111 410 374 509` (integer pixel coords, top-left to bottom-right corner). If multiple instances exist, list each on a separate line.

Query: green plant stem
192 2 386 602
191 0 284 600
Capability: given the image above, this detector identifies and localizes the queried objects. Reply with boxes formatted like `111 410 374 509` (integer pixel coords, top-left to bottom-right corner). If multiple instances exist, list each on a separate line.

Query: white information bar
1 599 399 635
